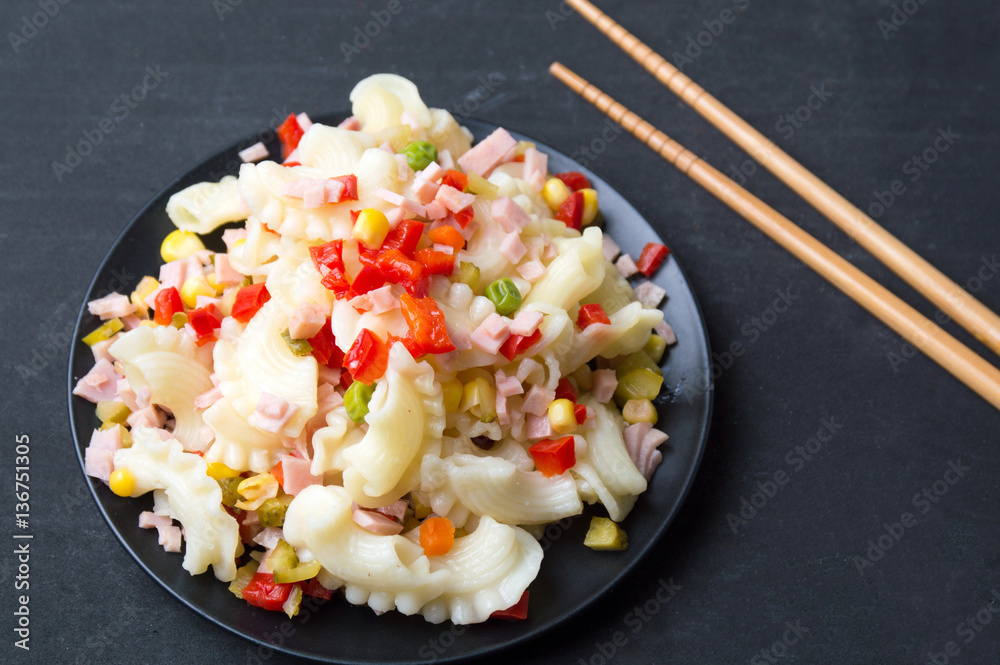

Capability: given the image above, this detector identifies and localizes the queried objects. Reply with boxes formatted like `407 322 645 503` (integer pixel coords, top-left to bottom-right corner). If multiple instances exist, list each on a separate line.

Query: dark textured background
2 1 999 663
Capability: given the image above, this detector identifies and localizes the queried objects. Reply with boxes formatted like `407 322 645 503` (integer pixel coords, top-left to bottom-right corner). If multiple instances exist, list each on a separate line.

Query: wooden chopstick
549 62 1000 411
564 0 1000 357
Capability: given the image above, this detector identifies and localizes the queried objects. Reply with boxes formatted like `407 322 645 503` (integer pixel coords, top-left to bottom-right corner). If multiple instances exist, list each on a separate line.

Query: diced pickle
257 495 292 528
118 425 133 449
282 584 303 619
344 381 376 423
272 560 322 584
281 329 314 357
228 559 260 599
96 400 131 425
614 368 663 407
466 171 498 199
584 516 628 551
458 262 481 294
643 334 668 364
622 399 658 425
82 318 123 346
460 377 496 423
265 539 298 573
217 477 243 508
170 312 188 329
615 351 660 380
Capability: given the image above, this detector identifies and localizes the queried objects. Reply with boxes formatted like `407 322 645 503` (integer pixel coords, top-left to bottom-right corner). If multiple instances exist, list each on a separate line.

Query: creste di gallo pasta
75 73 678 624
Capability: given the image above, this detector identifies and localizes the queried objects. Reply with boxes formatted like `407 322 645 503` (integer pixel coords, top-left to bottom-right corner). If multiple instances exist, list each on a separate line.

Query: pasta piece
560 302 664 372
213 301 318 438
202 396 284 474
342 344 445 507
581 260 637 315
165 175 246 235
523 227 605 311
350 73 432 133
295 124 376 171
426 108 472 161
109 326 214 452
114 427 240 581
310 408 365 476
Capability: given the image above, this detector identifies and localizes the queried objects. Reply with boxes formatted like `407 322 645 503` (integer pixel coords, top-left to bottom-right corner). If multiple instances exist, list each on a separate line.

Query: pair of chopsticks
550 0 1000 411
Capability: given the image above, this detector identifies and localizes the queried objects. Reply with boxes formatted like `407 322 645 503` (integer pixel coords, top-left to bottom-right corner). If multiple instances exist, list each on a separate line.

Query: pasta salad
75 74 676 624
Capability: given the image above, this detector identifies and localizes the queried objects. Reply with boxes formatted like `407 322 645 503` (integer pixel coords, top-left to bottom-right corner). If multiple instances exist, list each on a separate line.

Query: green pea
401 140 438 172
345 380 376 423
484 278 523 316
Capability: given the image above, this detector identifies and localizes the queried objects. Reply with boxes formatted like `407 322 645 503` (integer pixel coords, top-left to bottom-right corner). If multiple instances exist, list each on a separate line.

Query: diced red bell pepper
270 461 284 489
320 266 351 299
555 191 584 231
339 366 354 390
387 331 424 359
343 328 389 384
241 572 295 612
153 287 184 326
399 294 456 355
529 436 576 477
426 225 465 252
188 303 223 344
454 206 475 229
414 248 455 276
441 169 468 192
555 377 578 403
555 171 592 191
282 161 302 168
331 174 358 201
491 590 529 620
636 242 670 277
349 265 388 297
498 329 541 361
277 114 304 160
577 303 611 330
308 319 344 368
230 283 271 323
377 249 426 296
381 219 424 258
573 403 587 425
302 577 334 601
309 239 344 272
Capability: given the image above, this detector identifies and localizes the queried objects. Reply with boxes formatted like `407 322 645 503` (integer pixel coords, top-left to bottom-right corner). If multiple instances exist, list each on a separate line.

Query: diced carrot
419 516 456 556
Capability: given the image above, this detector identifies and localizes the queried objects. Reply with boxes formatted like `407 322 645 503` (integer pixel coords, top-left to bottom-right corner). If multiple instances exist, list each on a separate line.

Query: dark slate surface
2 1 999 663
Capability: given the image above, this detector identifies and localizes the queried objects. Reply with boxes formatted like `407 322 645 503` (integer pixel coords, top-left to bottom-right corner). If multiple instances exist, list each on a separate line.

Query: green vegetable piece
281 329 314 357
82 318 123 346
401 140 438 172
614 368 664 407
484 278 522 316
643 333 668 364
615 351 660 380
458 261 481 294
622 399 658 425
257 495 292 528
345 381 376 423
228 559 260 599
265 539 299 574
118 425 133 449
170 311 188 329
217 476 243 508
466 171 499 199
96 400 131 425
272 560 322 584
583 516 628 551
283 584 303 619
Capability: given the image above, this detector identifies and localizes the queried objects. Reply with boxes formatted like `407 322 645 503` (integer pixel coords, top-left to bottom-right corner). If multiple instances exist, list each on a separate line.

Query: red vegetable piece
414 248 456 276
387 330 425 359
377 249 426 296
454 206 475 229
528 436 576 477
308 319 344 368
270 461 284 489
343 328 390 384
331 174 358 201
277 114 304 160
555 171 591 191
576 303 611 330
241 572 294 612
230 283 271 323
555 377 578 403
282 161 302 168
491 590 529 621
636 242 670 277
349 265 388 297
381 219 424 258
187 304 223 340
309 239 344 272
498 329 542 361
399 294 456 355
153 287 184 326
302 578 334 601
426 225 465 252
440 169 468 192
555 191 584 231
320 266 351 299
573 403 587 425
339 366 354 390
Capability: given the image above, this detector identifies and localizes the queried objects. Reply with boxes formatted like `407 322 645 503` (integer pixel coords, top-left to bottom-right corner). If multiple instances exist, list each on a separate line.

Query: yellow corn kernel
139 319 157 328
130 275 160 316
119 425 133 449
109 468 136 497
580 188 599 226
622 399 658 425
236 473 279 511
82 318 123 346
583 516 628 551
459 377 496 423
207 462 241 480
514 140 536 157
466 171 499 199
548 398 578 435
352 208 390 249
542 177 571 211
441 377 464 413
180 275 215 308
411 495 433 520
205 272 226 296
160 229 206 263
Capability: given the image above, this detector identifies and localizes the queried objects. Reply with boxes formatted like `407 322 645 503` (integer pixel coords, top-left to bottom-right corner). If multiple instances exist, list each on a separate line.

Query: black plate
68 116 713 664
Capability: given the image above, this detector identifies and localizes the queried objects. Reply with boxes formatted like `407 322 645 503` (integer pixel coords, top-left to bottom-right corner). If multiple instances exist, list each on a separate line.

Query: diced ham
496 392 510 426
457 127 516 176
495 370 524 398
470 313 510 355
352 507 404 535
213 254 242 286
395 153 412 181
128 406 165 430
158 256 201 292
375 499 408 523
283 178 346 206
491 196 531 233
222 228 247 250
253 527 284 551
194 295 221 310
279 455 322 496
338 116 361 131
386 206 407 228
88 293 135 320
251 392 300 434
83 427 122 483
434 184 475 214
373 187 426 217
615 254 639 278
655 320 677 346
296 112 313 130
508 310 543 337
90 338 116 364
591 369 618 404
425 200 448 220
121 314 142 330
634 281 667 308
193 385 222 410
302 183 327 209
239 142 269 163
499 231 527 264
411 177 440 205
438 149 455 170
601 234 621 262
156 525 183 552
522 384 555 416
522 147 548 191
317 365 342 386
399 110 421 131
526 413 554 439
73 358 121 403
517 260 545 282
417 162 446 183
289 303 328 340
90 425 122 452
139 511 173 529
